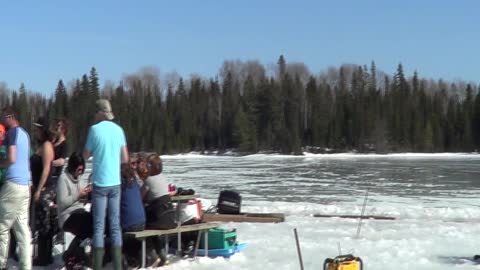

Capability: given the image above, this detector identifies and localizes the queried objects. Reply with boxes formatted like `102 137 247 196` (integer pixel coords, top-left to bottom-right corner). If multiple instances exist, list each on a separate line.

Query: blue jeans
91 185 122 248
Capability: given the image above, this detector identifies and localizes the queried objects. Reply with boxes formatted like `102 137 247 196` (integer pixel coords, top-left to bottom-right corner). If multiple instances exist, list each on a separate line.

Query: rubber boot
93 247 105 270
63 236 81 262
33 233 54 266
112 246 123 270
158 247 168 266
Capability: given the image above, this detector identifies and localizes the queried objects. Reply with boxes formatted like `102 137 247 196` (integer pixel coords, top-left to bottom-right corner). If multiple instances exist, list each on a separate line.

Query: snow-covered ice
8 153 480 269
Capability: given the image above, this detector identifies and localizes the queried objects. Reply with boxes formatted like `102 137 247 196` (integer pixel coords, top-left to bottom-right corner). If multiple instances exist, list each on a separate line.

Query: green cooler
200 228 237 249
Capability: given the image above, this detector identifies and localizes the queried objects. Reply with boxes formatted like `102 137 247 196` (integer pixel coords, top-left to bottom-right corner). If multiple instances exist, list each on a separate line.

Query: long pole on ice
356 188 369 238
294 228 305 270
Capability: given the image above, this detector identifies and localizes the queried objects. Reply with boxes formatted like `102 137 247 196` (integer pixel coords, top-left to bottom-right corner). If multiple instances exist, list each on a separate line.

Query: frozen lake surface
11 153 480 270
159 153 480 270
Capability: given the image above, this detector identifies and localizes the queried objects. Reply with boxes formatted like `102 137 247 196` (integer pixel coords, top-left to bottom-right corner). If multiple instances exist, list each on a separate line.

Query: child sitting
140 153 174 266
141 153 176 229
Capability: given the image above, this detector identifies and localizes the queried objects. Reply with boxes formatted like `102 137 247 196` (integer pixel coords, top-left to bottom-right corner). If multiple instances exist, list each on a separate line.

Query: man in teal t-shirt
83 99 129 270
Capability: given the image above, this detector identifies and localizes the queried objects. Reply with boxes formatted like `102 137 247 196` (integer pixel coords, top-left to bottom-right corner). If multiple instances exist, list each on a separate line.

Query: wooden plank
125 222 221 239
313 214 395 220
243 213 285 220
203 213 285 223
171 195 196 202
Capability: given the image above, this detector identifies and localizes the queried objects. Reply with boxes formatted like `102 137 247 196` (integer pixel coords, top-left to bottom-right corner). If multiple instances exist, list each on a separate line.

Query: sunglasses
76 166 85 174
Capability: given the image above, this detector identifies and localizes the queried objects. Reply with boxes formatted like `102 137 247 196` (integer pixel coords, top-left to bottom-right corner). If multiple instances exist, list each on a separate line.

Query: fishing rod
356 187 370 239
293 228 305 270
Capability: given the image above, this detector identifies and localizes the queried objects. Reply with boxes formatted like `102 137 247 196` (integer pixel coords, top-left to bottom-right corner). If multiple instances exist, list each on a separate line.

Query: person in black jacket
30 117 56 266
51 118 68 180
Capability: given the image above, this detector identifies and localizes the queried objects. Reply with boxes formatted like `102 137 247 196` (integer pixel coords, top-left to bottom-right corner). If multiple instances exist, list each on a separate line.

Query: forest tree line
1 55 479 154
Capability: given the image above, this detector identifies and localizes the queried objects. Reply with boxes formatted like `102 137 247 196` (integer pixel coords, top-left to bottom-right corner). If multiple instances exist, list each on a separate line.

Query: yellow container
324 254 363 270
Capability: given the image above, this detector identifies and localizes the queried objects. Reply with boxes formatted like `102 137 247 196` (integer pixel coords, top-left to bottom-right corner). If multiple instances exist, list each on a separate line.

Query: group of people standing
0 107 68 269
0 99 140 270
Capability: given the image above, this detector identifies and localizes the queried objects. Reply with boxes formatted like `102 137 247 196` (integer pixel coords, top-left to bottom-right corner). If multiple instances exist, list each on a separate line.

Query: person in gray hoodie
56 152 92 263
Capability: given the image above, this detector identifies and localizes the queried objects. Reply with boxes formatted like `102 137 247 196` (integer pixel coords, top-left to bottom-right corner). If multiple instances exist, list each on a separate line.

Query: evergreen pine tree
53 79 68 117
277 55 286 79
473 90 480 149
89 67 100 100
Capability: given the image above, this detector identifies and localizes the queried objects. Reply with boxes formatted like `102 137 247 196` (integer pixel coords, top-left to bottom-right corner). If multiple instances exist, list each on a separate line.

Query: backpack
145 195 176 229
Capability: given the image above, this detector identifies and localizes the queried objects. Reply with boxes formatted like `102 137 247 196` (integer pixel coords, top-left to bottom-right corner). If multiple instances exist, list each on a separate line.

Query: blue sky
0 0 478 94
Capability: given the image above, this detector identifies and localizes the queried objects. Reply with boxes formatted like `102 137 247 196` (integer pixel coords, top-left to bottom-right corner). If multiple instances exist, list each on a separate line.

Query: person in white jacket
56 152 92 263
